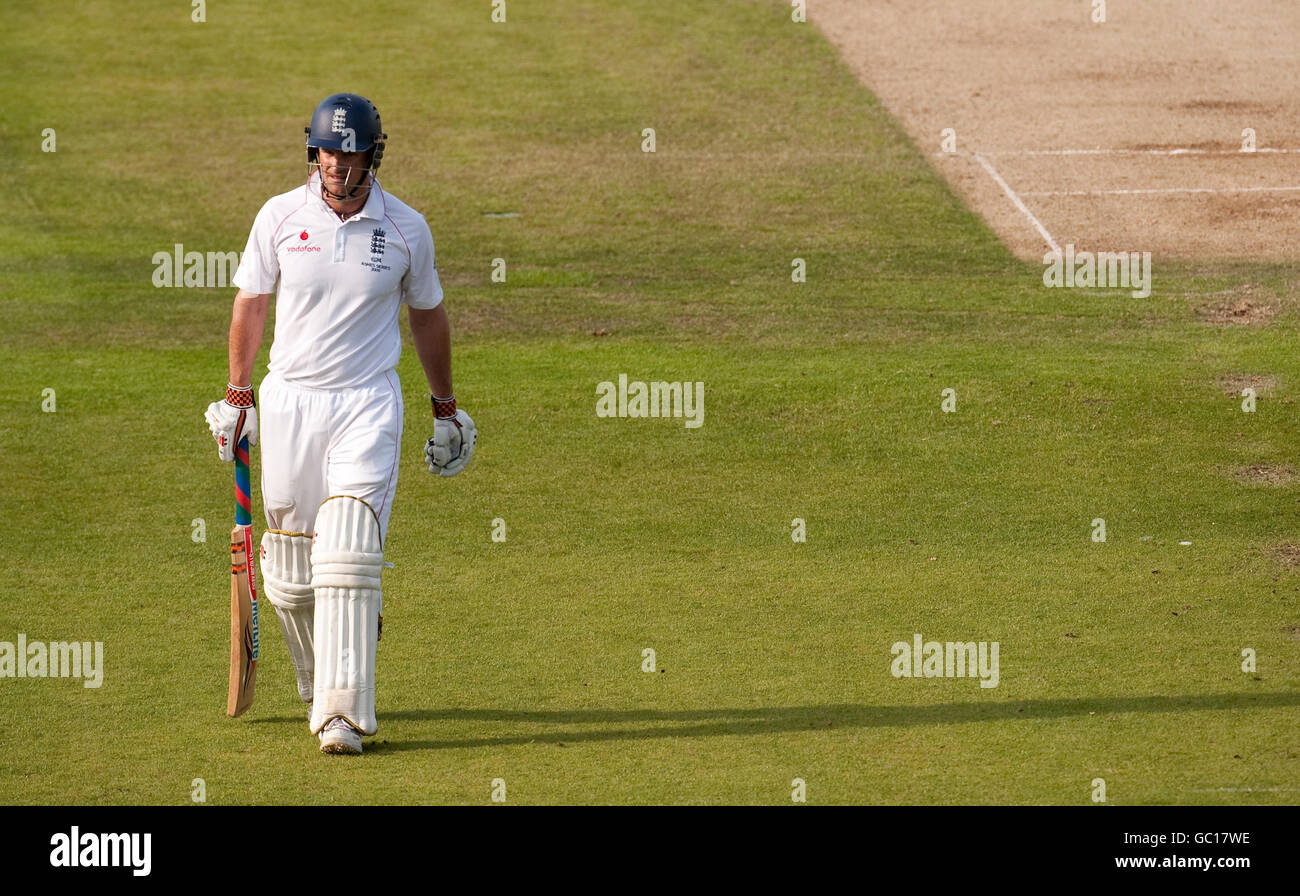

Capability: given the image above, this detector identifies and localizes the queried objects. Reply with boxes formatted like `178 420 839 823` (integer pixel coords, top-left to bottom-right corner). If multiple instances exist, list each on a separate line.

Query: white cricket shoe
319 718 363 755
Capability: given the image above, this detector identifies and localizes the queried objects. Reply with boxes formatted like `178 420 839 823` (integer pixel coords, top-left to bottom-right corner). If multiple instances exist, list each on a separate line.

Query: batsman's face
317 148 370 191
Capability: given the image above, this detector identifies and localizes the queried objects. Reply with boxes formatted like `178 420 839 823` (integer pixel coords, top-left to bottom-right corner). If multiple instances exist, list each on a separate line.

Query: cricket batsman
204 93 475 754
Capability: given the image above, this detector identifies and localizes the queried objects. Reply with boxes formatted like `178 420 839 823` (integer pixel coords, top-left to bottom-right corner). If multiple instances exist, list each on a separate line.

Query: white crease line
1021 185 1300 196
973 151 1060 255
977 148 1300 156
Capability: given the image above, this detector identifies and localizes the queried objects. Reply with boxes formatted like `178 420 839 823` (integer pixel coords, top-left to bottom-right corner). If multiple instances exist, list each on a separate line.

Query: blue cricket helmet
305 93 387 172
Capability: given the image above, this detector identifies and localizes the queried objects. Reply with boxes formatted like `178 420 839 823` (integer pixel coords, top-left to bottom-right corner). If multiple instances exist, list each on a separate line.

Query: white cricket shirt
233 171 443 389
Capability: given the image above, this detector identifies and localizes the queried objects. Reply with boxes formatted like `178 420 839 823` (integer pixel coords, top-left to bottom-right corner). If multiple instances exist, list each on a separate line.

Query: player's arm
411 305 476 477
205 289 271 462
409 304 452 397
229 289 271 387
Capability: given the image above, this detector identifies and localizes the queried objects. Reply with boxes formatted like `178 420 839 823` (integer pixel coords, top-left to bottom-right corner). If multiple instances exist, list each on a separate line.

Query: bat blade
226 524 258 717
227 433 259 718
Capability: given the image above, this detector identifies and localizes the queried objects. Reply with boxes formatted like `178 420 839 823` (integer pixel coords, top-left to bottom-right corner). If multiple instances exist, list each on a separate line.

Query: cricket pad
309 496 383 736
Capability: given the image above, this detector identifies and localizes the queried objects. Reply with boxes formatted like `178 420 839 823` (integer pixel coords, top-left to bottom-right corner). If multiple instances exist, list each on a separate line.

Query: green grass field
2 0 1297 804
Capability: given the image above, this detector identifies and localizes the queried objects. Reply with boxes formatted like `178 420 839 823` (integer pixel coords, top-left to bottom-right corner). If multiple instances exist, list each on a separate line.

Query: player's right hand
205 384 259 463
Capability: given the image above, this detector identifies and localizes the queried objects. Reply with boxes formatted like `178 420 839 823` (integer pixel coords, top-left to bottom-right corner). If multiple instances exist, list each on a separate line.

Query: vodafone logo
288 229 321 254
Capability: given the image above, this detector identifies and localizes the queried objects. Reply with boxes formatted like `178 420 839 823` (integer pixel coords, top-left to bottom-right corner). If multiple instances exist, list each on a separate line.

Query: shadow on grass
254 691 1300 752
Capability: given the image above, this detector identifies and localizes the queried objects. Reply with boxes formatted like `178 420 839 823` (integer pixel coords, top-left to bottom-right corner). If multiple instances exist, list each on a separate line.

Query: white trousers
259 369 404 541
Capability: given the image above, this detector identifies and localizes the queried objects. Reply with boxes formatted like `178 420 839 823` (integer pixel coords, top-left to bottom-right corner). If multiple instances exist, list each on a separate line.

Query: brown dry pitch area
810 0 1300 261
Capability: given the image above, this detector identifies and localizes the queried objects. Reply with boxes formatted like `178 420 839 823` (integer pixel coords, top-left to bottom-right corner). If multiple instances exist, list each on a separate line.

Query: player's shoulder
261 179 314 213
254 181 314 221
373 183 431 233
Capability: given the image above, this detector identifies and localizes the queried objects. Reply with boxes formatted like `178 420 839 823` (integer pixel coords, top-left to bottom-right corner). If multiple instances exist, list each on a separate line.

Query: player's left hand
426 409 476 477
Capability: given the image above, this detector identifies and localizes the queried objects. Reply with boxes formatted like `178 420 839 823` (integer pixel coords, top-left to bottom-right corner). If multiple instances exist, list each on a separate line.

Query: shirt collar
306 170 386 221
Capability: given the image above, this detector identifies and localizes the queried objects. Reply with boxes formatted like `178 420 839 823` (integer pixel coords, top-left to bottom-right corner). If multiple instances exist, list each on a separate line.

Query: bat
227 433 260 717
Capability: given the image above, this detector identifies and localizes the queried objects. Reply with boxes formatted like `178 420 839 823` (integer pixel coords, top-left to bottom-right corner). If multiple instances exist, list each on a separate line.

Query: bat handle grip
234 435 252 527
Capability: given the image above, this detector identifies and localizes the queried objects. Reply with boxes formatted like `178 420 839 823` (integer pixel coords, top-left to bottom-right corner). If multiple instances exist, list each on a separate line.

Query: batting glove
205 383 259 463
426 395 475 477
